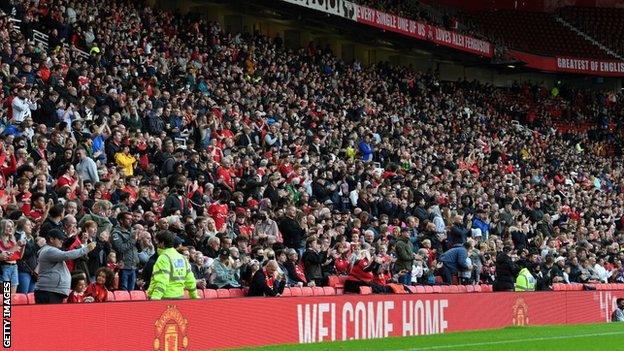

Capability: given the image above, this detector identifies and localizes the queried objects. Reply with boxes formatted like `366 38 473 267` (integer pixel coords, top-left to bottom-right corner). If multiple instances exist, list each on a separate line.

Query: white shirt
12 96 37 122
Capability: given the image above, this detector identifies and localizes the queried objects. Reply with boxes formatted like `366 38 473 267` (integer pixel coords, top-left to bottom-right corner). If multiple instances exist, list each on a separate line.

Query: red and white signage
355 6 493 57
511 50 624 77
10 290 624 351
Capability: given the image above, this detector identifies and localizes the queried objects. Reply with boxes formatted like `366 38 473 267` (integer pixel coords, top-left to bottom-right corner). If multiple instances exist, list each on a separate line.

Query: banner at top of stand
279 0 494 58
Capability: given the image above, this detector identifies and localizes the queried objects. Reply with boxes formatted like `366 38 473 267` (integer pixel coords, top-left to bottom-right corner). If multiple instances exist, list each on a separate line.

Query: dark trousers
441 265 454 285
34 290 66 304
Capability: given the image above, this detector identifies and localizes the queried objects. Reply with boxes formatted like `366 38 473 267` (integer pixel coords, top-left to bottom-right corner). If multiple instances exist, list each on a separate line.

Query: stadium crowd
0 0 623 301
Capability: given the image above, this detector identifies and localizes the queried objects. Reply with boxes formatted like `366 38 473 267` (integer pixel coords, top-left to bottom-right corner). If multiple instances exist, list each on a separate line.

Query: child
85 267 114 302
106 252 120 290
67 275 92 303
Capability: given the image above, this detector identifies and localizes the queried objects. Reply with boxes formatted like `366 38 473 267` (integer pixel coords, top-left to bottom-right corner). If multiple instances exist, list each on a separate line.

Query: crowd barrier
8 288 624 351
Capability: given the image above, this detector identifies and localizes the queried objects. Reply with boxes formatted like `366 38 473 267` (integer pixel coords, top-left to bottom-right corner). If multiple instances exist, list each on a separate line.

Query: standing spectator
34 229 96 304
279 206 305 254
75 147 99 183
16 217 38 293
395 227 415 285
0 219 26 294
11 88 37 123
493 246 519 291
111 211 138 291
302 237 326 286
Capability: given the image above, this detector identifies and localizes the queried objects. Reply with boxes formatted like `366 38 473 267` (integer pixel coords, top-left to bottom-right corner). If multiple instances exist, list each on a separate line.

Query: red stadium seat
11 294 28 305
322 287 336 295
473 285 482 293
182 290 190 299
281 288 292 297
568 284 584 291
203 289 217 299
301 287 313 296
114 290 131 301
130 290 146 301
107 291 115 301
457 285 467 293
195 289 205 298
27 293 35 304
423 286 434 293
335 288 344 295
405 286 417 293
481 285 493 292
432 286 442 293
615 284 624 291
216 289 230 298
414 286 426 293
312 287 325 296
439 285 450 293
228 288 245 298
289 287 302 297
465 285 475 293
552 283 564 291
359 286 372 295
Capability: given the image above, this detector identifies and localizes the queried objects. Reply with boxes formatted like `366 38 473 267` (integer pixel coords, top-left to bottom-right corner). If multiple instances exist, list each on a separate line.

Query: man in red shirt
216 156 236 192
207 195 229 232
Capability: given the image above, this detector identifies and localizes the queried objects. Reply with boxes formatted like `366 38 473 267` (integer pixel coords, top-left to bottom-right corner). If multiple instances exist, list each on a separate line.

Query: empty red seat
203 289 217 299
423 286 434 293
130 290 146 301
481 285 492 292
456 285 467 293
11 294 28 305
568 284 583 291
301 287 313 296
552 283 565 291
312 287 325 296
322 287 336 295
432 286 442 293
107 291 115 301
281 288 292 297
195 289 205 298
359 286 372 295
228 288 245 298
114 290 131 301
289 287 302 297
27 292 35 304
465 285 475 293
414 286 426 293
216 289 230 298
405 286 417 293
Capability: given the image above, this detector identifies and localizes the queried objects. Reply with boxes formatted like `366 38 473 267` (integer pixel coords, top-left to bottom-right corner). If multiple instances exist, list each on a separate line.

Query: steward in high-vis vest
514 267 536 292
147 230 198 300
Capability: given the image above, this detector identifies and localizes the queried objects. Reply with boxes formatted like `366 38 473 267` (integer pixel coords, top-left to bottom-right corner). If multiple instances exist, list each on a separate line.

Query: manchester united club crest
154 305 189 351
512 298 529 326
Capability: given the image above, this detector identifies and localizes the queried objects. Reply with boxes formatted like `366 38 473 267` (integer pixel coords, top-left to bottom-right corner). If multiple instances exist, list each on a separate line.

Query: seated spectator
67 274 90 303
209 248 242 289
85 267 115 302
344 249 391 294
247 260 285 297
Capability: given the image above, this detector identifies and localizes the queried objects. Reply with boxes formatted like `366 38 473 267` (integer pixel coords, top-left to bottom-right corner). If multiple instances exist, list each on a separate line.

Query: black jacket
493 252 519 291
278 217 305 250
302 249 323 281
247 269 285 297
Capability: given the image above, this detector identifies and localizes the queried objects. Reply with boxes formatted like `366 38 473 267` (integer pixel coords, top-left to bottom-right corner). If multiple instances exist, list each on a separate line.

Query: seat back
203 289 217 299
312 287 325 296
114 290 131 301
289 287 302 297
281 288 292 297
322 287 336 296
129 290 146 301
359 286 372 295
301 287 314 296
12 294 28 305
216 289 230 298
106 291 115 301
228 288 245 298
27 292 35 304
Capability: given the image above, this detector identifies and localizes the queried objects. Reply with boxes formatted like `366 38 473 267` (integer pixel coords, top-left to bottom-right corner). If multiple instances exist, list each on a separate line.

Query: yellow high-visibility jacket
147 248 198 300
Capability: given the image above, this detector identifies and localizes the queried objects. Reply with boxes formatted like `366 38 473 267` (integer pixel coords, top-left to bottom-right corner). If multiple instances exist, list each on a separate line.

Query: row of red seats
552 283 624 291
359 284 494 295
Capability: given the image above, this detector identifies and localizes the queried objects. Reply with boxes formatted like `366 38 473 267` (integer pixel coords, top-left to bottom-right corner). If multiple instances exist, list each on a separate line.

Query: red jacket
347 258 376 283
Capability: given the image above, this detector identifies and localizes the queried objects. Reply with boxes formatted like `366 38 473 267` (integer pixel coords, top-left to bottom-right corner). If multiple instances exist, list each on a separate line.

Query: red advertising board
355 6 493 57
8 290 623 351
511 50 624 77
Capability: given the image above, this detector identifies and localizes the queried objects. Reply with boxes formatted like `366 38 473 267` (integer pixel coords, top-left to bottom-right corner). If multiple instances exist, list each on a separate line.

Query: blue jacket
358 140 373 161
439 245 469 274
472 217 490 238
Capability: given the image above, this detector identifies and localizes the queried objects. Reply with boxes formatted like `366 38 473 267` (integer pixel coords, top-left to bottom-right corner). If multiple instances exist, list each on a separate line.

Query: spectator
493 246 519 291
15 217 38 293
210 248 242 289
247 260 285 297
0 219 26 294
439 241 473 285
395 227 415 285
34 229 95 304
84 267 115 303
111 211 138 291
612 298 624 322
